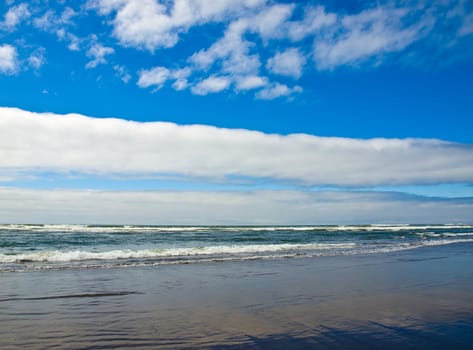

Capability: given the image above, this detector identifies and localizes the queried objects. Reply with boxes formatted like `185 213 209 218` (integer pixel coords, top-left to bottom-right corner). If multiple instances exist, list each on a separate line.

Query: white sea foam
2 238 473 272
2 224 473 234
2 237 473 265
416 231 473 238
441 232 473 237
0 243 357 263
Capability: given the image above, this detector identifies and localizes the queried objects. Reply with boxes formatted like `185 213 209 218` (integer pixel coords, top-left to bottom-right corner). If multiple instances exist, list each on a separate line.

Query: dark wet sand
1 243 473 349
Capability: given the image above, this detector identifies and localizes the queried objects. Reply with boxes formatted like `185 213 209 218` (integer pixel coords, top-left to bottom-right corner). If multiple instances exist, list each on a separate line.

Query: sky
0 0 473 224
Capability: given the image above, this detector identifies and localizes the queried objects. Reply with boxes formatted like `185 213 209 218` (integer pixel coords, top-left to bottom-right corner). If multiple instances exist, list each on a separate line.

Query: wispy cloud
255 83 302 100
87 0 267 51
28 48 46 70
0 2 30 31
191 75 231 95
113 64 131 83
137 66 190 90
286 5 336 41
33 6 81 51
126 0 471 99
1 0 467 100
0 44 18 74
266 48 306 78
1 107 473 186
85 42 115 69
234 75 268 91
313 7 430 70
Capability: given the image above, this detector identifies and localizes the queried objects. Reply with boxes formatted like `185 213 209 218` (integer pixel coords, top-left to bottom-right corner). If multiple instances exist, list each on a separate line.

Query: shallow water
1 224 473 272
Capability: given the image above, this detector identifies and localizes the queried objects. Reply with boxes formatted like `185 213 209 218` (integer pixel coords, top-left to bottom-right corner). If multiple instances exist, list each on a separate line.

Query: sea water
1 224 473 272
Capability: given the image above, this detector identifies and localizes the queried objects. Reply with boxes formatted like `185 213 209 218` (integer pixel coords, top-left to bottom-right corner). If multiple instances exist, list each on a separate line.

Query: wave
416 232 473 238
2 224 473 234
2 238 473 265
0 243 357 263
1 239 473 272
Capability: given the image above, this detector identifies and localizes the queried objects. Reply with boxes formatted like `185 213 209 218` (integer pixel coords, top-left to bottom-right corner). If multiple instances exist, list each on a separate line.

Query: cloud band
1 107 472 186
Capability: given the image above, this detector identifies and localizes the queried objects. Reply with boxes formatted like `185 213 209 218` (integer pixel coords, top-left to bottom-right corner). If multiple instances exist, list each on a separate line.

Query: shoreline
1 243 473 349
3 237 473 274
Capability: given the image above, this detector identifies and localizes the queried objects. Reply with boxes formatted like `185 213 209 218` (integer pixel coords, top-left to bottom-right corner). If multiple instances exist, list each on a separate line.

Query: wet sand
1 243 473 349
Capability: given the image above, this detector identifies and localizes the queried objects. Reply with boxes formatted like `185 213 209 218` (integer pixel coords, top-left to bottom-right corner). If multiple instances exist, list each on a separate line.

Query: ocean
2 224 473 349
2 224 473 272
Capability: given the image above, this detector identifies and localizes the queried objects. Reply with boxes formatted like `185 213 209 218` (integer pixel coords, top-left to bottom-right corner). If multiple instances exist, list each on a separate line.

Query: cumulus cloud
189 19 261 76
0 3 30 31
137 66 191 90
0 44 17 74
189 4 293 73
191 76 231 95
28 48 46 70
234 75 268 91
0 0 468 100
127 3 297 97
87 0 267 51
86 1 470 99
33 7 76 31
182 4 298 96
33 7 81 51
1 188 472 225
113 64 131 83
255 83 302 100
86 42 115 68
137 66 169 88
1 107 473 187
266 48 306 78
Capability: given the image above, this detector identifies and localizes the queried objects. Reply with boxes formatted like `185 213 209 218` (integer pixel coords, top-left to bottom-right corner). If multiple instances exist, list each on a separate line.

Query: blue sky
1 0 473 224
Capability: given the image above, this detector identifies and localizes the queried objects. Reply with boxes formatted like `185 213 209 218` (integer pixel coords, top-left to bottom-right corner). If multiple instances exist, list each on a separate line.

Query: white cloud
189 20 260 76
172 78 188 91
447 1 473 37
247 3 295 40
266 48 306 78
1 188 472 225
108 3 296 97
191 76 231 95
87 0 267 51
2 107 473 187
185 4 298 96
255 83 302 100
137 66 170 89
458 12 473 36
34 7 81 51
113 64 131 83
189 4 294 74
28 48 46 70
33 7 76 31
0 44 17 74
286 6 337 41
314 7 429 70
235 75 268 91
0 0 461 100
1 3 30 31
86 43 115 69
137 66 191 90
95 2 444 99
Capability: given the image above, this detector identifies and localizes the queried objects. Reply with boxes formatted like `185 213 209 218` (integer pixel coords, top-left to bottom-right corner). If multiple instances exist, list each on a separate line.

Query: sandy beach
1 242 473 349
